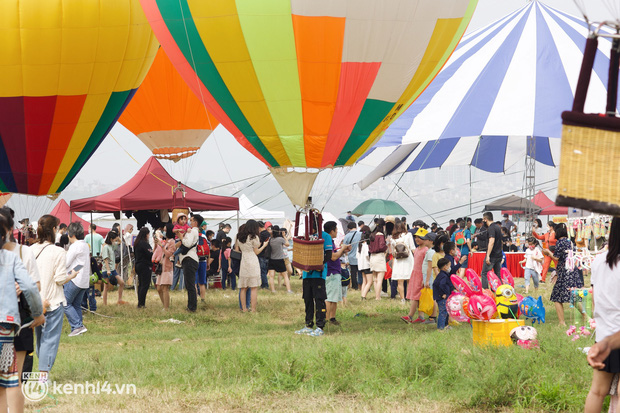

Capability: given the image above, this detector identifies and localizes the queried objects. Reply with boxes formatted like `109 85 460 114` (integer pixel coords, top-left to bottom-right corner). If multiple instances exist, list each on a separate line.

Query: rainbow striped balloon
0 0 159 195
140 0 477 170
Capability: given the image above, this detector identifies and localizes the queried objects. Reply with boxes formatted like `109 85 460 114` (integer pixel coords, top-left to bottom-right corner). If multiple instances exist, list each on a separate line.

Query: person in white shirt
519 237 544 295
30 215 77 380
64 222 91 337
54 223 67 245
177 214 201 312
585 218 620 412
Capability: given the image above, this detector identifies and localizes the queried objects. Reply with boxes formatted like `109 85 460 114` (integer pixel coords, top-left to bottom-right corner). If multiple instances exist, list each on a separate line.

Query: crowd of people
1 205 619 411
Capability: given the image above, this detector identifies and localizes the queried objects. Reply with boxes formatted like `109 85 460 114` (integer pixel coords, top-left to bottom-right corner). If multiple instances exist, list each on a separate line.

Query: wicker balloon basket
291 210 324 272
556 34 620 215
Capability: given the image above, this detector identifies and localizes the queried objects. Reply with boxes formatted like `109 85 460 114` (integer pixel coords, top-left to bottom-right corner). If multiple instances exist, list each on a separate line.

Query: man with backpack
342 221 361 290
257 221 272 289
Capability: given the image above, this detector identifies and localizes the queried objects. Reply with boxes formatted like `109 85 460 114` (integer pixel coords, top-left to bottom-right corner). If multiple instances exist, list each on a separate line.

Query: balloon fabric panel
141 0 477 171
118 47 220 161
0 0 159 195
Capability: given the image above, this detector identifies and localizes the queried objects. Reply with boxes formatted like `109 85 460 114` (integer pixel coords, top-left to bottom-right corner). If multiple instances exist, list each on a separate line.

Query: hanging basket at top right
556 32 620 215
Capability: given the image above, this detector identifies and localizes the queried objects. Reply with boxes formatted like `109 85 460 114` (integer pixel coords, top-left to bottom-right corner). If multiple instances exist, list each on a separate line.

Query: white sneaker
77 326 88 335
295 326 313 335
309 327 324 337
68 328 83 337
380 292 389 297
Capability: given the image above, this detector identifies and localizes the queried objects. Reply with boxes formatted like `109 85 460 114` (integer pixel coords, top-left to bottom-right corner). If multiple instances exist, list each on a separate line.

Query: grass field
26 276 600 413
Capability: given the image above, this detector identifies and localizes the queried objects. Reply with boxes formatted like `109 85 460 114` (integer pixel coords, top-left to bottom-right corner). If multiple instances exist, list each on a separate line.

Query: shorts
460 254 469 268
268 259 287 273
0 324 18 388
369 253 387 273
102 270 118 286
196 260 207 285
13 324 33 353
524 268 540 288
341 285 348 298
325 273 342 303
599 347 620 373
360 268 371 275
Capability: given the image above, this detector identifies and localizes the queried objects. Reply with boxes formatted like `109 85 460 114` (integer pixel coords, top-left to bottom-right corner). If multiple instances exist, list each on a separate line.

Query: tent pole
236 211 240 233
120 214 124 288
469 165 472 216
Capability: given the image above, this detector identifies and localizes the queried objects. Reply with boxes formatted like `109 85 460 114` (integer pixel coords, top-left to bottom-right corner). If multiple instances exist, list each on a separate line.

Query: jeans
480 255 502 289
63 282 87 331
524 268 540 288
172 255 184 291
35 306 64 372
183 258 199 312
390 279 398 298
238 288 251 310
81 286 97 311
259 257 269 288
136 263 152 307
436 298 449 330
349 265 359 290
224 270 236 290
357 269 364 289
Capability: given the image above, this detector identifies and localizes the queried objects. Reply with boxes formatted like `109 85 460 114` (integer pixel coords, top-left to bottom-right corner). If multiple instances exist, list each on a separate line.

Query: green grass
28 277 598 412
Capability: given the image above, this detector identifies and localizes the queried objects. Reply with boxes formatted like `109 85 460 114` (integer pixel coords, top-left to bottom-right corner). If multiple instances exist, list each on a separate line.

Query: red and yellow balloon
0 0 159 195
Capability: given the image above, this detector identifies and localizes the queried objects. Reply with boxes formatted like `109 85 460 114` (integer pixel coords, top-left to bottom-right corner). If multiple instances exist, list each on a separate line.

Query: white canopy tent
201 194 286 224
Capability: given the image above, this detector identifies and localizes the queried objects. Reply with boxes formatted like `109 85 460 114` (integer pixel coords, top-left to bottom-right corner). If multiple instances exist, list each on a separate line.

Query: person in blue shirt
294 230 333 337
450 220 471 277
433 258 453 330
342 221 362 290
443 242 467 278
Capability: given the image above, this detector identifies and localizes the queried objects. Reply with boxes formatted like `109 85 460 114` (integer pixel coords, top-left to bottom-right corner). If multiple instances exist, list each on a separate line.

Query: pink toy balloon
516 293 524 306
465 268 482 293
486 270 502 292
451 275 474 296
500 267 515 288
468 294 498 321
446 292 469 322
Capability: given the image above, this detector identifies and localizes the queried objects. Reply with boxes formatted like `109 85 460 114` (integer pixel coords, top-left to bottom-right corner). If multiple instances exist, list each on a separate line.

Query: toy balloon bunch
569 287 593 325
447 268 523 321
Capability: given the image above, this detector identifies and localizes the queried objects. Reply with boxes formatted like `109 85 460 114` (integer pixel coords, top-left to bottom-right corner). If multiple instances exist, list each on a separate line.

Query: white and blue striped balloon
359 1 617 189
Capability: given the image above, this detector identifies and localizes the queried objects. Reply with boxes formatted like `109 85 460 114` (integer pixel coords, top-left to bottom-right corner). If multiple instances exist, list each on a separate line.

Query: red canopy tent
50 199 110 236
70 157 239 213
502 191 568 216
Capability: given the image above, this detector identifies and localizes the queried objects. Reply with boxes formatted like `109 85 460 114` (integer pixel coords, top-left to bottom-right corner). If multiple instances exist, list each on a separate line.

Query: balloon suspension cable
199 173 270 193
109 132 174 190
385 137 443 201
428 178 558 225
177 0 236 191
390 176 438 224
320 167 352 214
572 0 592 32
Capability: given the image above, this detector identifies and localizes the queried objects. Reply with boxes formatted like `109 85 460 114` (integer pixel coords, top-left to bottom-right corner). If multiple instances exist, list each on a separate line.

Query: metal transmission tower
524 136 536 235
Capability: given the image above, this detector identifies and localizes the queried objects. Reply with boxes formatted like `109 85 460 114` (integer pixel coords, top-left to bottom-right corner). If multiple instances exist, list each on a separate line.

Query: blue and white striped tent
358 1 617 189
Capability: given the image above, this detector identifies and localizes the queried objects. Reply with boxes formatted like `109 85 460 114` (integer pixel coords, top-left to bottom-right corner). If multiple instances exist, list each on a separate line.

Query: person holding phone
30 215 75 380
64 222 91 337
101 231 127 305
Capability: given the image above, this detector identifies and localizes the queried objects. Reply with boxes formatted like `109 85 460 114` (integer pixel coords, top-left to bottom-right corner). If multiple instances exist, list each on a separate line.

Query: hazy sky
7 0 615 226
